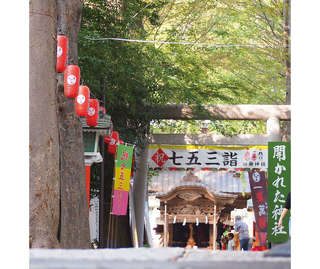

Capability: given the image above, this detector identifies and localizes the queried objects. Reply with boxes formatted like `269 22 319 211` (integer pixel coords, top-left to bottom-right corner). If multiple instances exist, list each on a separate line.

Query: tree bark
56 0 90 248
29 0 60 248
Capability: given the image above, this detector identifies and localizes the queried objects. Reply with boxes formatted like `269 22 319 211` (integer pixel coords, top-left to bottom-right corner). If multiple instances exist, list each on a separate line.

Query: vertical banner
268 142 290 243
111 144 134 215
248 170 268 246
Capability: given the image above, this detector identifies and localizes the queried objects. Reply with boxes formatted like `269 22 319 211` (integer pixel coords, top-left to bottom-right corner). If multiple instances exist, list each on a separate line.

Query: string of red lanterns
56 35 106 121
56 35 137 209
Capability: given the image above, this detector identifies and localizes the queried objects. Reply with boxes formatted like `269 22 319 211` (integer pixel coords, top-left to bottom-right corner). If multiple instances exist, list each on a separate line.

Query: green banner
267 142 290 243
115 144 134 169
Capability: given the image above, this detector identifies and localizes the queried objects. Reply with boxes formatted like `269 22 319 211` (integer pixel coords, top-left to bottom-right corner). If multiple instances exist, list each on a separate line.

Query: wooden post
133 143 149 247
99 136 105 247
267 117 281 141
164 202 167 247
213 204 217 251
129 187 139 248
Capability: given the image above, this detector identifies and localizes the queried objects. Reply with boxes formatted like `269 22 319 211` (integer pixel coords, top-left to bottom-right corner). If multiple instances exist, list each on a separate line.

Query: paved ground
30 247 290 269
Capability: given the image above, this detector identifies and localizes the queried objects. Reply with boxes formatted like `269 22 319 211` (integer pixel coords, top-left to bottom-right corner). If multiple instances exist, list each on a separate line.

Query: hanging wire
84 36 280 48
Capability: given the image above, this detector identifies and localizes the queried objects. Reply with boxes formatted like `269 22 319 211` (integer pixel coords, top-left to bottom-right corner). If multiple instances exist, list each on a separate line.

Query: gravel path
30 247 290 269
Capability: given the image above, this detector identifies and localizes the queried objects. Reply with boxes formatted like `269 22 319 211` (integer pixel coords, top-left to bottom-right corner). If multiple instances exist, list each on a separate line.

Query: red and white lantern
57 35 68 72
104 135 111 144
75 85 90 116
108 131 119 155
86 99 99 127
64 65 80 98
169 167 178 171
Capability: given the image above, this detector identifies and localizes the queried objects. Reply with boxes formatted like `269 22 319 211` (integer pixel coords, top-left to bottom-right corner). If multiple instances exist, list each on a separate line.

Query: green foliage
150 119 266 136
79 0 288 137
80 1 289 195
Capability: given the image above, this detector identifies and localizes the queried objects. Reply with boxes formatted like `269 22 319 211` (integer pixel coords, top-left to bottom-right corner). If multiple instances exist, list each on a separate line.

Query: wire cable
84 36 280 48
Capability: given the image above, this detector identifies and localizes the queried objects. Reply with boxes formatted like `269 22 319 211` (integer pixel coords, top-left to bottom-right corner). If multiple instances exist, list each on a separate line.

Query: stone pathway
30 247 290 269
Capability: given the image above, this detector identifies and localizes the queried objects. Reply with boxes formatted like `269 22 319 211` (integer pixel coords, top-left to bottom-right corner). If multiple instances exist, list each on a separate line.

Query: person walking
234 216 250 251
216 219 224 250
278 192 291 237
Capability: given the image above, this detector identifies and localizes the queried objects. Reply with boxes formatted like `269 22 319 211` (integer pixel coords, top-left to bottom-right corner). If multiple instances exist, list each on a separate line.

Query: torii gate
133 104 291 247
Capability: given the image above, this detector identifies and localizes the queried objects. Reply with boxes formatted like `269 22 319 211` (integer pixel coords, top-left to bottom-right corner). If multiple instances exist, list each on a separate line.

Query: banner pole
213 204 217 251
164 201 167 247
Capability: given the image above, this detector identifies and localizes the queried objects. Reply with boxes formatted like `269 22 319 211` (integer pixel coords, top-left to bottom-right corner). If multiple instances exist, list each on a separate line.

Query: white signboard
148 145 268 169
89 196 99 242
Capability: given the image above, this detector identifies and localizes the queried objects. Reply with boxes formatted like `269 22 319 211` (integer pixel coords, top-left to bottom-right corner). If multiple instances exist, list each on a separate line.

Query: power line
84 36 280 48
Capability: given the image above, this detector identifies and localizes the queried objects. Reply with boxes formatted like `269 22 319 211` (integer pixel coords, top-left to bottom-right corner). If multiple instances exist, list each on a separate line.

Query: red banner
248 171 268 245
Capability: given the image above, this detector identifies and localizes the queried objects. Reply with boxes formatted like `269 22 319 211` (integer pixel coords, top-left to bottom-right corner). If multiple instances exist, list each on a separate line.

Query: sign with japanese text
267 142 290 243
249 171 268 232
148 145 268 169
249 171 268 245
112 144 134 215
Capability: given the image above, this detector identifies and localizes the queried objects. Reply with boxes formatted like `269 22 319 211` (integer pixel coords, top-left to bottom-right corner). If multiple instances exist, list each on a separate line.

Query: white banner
148 145 268 169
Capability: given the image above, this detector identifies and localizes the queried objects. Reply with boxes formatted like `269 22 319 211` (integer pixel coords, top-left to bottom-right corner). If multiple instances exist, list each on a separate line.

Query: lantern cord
79 79 105 107
88 91 105 107
117 141 136 148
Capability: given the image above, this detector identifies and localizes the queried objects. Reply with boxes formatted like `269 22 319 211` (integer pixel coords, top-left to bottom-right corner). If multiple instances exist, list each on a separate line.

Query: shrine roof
148 169 251 197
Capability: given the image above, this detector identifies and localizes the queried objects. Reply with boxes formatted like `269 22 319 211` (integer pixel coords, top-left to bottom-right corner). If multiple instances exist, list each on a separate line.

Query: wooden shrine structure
133 104 290 248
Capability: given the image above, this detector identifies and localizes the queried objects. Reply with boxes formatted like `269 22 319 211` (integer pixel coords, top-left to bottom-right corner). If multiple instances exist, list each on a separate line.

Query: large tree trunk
56 0 90 248
29 0 60 248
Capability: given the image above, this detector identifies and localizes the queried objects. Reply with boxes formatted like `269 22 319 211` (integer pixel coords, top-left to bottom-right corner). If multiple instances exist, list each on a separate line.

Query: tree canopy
79 0 289 137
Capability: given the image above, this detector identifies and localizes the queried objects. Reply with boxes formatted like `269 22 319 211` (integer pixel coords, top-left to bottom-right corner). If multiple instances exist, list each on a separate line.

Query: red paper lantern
104 135 111 144
202 168 211 171
57 35 68 72
108 131 119 154
86 99 99 127
64 65 80 98
75 85 90 116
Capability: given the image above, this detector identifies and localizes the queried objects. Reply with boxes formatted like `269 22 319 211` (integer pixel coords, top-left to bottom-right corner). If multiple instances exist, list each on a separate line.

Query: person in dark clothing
278 192 291 237
216 219 224 250
278 192 290 227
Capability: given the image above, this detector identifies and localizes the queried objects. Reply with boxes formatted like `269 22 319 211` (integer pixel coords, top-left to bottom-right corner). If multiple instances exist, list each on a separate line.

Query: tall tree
29 0 60 248
56 0 90 248
30 0 90 248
